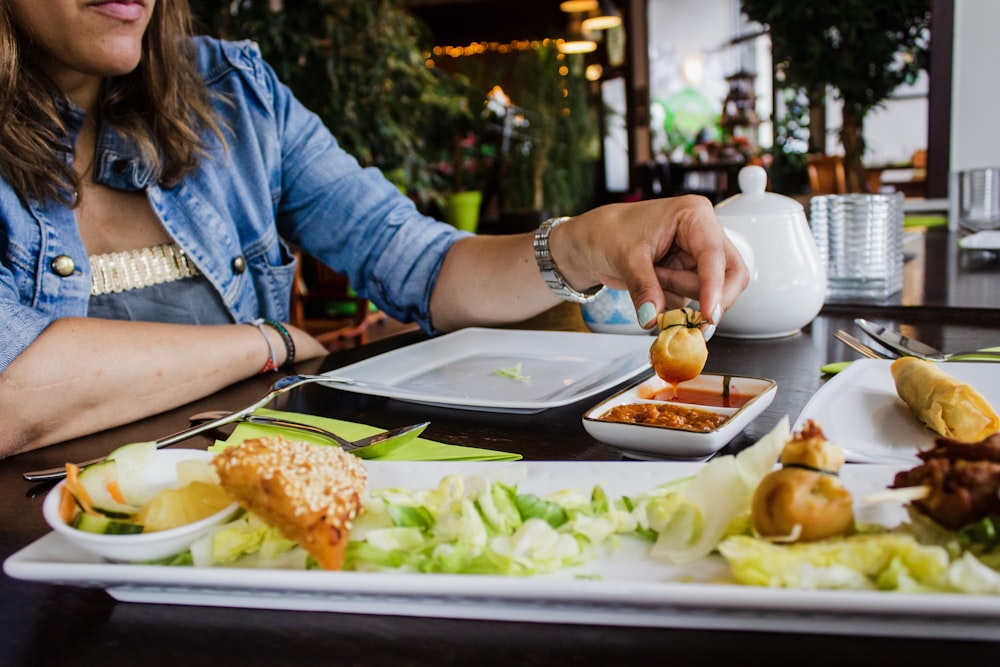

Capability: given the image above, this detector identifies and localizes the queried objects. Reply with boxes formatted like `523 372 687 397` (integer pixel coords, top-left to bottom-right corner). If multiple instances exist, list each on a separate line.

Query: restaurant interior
3 1 1000 665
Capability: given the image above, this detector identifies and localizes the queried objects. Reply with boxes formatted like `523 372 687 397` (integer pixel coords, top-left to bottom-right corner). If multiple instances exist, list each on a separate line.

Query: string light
423 41 588 117
427 37 592 60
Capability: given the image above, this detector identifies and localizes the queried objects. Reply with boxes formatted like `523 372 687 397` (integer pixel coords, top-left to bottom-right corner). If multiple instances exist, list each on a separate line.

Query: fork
834 330 893 360
189 412 357 449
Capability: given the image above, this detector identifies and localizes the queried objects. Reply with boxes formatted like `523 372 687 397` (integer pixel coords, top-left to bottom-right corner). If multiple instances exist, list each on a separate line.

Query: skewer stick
863 485 931 504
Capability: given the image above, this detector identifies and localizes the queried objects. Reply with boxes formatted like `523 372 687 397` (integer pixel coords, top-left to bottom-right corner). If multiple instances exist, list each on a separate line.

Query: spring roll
890 357 1000 443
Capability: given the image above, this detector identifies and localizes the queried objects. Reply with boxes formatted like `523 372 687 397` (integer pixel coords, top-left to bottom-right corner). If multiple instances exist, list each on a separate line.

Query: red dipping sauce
636 384 753 408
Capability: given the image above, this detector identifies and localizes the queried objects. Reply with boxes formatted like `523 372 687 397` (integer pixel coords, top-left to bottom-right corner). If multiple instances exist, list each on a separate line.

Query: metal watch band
532 216 606 304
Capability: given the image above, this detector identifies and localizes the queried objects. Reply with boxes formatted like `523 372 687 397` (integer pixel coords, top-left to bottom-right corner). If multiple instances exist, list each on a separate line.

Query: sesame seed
212 436 367 569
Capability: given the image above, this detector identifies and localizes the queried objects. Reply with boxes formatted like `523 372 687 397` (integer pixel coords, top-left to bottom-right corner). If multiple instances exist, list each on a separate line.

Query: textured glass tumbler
809 193 904 301
957 167 1000 231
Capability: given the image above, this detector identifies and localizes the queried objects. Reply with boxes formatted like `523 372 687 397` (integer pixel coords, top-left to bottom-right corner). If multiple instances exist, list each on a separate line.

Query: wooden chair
289 253 385 350
806 154 847 194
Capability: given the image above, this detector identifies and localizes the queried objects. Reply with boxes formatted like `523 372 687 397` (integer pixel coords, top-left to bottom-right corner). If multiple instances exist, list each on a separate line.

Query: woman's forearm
0 318 324 458
429 233 560 331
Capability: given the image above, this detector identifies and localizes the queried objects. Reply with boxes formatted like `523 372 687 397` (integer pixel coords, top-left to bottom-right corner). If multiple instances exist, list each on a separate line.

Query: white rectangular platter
321 328 652 413
6 460 1000 640
794 359 1000 463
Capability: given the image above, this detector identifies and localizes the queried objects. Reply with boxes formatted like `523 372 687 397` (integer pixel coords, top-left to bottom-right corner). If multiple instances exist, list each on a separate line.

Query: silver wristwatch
532 216 606 303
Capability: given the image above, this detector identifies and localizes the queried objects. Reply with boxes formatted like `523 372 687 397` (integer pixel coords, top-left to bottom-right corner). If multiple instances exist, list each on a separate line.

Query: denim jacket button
112 159 130 174
50 255 76 277
231 256 246 274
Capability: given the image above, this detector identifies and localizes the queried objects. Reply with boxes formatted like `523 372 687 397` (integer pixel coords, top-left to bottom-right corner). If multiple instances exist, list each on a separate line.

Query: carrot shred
58 484 77 524
106 479 125 505
64 463 95 515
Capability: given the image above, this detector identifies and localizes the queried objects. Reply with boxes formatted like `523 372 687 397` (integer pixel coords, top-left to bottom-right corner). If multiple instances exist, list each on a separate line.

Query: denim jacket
0 37 468 372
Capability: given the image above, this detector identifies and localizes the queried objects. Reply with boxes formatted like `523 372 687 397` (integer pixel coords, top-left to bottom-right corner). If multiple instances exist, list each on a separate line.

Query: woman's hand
549 195 749 334
429 194 749 335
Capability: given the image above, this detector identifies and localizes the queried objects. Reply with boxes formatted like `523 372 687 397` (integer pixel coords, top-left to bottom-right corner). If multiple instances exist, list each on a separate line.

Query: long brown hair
0 0 224 205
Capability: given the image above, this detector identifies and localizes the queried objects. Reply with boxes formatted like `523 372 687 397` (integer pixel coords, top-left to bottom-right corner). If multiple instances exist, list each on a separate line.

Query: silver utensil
834 330 892 360
187 410 429 450
855 318 1000 362
23 374 341 483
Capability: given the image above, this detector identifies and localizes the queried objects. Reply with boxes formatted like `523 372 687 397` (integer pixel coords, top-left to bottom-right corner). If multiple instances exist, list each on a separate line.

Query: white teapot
713 165 826 338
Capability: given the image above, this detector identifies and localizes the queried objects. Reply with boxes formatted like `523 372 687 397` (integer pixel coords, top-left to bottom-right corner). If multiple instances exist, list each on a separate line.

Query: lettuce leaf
718 533 952 591
650 416 789 564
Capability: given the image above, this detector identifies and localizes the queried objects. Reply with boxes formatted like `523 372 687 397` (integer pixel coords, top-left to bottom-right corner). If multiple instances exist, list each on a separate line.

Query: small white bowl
583 372 777 459
581 289 653 335
43 449 240 562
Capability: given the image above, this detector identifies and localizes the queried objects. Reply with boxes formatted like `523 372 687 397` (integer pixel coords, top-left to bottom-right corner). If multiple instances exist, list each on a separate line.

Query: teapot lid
714 165 804 217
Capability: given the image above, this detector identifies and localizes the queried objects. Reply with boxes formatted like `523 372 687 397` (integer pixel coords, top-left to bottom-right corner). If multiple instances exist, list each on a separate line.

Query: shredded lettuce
493 363 531 382
188 512 301 568
718 533 954 591
344 471 641 575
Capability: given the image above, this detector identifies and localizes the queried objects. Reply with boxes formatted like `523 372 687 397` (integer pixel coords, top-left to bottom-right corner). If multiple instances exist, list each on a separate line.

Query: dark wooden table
3 226 1000 666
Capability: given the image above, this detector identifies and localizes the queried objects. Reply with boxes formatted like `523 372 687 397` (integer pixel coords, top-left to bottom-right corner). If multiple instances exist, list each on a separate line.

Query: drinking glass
809 192 904 301
956 167 1000 231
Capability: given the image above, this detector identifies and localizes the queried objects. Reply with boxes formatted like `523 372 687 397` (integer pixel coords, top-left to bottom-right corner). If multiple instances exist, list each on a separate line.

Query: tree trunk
807 87 827 155
531 127 555 212
840 107 869 193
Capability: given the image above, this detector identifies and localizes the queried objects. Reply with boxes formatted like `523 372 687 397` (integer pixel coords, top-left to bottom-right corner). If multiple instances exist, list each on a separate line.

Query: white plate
958 230 1000 250
322 328 652 413
6 460 1000 641
582 373 777 459
795 359 1000 464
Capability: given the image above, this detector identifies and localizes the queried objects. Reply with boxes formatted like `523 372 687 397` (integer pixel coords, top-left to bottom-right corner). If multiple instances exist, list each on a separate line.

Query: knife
854 318 947 362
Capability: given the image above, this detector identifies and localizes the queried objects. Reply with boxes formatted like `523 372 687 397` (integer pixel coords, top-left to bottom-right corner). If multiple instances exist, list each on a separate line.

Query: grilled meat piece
893 435 1000 530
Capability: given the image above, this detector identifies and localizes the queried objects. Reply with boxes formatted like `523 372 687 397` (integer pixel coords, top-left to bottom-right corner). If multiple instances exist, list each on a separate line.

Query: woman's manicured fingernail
638 302 657 328
702 323 717 342
710 304 722 324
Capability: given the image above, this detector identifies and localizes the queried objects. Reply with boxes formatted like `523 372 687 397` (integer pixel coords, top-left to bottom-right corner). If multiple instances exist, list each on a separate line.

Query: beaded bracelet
255 318 296 368
251 320 279 374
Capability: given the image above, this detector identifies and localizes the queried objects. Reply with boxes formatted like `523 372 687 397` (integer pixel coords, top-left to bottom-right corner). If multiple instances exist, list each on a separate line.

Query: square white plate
794 359 1000 463
322 328 652 413
6 460 1000 640
582 373 777 459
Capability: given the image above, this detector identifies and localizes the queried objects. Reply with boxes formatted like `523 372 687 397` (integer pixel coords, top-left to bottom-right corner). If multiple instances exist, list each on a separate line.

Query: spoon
854 319 1000 362
23 374 342 483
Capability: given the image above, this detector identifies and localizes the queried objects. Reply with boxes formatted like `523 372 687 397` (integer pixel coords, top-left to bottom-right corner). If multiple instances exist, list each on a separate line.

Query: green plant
191 0 466 204
767 88 811 195
422 73 493 200
741 0 930 191
470 46 597 217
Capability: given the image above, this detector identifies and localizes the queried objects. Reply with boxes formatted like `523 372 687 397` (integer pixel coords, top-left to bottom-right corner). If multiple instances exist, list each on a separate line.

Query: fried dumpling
649 307 708 386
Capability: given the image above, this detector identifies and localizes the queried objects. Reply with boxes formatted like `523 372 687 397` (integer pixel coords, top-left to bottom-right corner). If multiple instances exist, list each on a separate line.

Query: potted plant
423 75 494 232
191 0 467 204
741 0 931 192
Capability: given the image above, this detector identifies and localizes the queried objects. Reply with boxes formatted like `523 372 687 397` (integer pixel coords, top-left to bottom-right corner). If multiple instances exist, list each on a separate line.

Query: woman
0 0 748 458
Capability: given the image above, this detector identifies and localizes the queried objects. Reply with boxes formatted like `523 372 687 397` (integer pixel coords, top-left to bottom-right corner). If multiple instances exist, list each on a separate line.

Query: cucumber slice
73 512 144 535
106 441 157 506
76 460 137 518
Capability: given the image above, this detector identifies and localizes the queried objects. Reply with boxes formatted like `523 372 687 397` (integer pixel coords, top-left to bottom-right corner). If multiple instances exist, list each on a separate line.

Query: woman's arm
430 196 749 333
0 318 326 458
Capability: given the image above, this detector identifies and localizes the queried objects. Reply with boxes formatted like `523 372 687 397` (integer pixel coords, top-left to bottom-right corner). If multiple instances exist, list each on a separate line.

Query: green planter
443 190 482 233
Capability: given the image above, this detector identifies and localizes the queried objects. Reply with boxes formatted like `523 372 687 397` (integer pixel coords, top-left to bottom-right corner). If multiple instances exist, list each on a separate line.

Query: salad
122 419 1000 595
